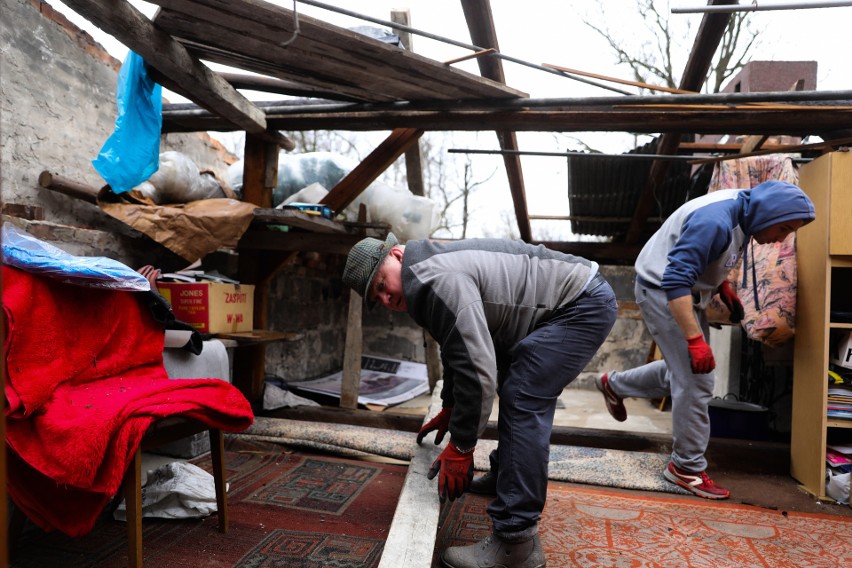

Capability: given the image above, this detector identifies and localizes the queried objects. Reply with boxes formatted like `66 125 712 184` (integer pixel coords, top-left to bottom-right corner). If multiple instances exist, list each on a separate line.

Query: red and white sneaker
596 373 627 422
664 461 730 499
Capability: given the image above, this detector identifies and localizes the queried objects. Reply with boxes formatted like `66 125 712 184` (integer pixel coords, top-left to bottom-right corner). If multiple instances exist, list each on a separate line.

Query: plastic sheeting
1 223 149 291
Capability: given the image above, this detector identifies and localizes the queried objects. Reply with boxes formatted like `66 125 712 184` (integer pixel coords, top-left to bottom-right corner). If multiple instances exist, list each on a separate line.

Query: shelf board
827 419 852 429
829 322 852 329
211 330 304 345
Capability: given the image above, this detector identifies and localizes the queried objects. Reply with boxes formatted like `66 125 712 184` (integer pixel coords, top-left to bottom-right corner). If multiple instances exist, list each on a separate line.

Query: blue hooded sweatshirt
635 180 815 309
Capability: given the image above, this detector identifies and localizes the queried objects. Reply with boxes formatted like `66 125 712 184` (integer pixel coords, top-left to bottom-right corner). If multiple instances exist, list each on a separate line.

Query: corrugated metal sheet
566 138 710 238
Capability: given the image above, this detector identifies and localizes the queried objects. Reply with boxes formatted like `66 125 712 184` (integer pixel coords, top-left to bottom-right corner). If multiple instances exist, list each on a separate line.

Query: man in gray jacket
596 180 815 500
343 234 617 568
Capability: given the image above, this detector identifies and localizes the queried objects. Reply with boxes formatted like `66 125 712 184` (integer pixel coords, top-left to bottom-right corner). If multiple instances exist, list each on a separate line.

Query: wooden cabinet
791 151 852 499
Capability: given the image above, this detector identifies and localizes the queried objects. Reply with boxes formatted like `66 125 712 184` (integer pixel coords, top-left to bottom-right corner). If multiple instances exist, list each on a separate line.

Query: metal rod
162 89 852 119
293 0 631 95
672 1 852 13
447 149 701 161
448 149 812 164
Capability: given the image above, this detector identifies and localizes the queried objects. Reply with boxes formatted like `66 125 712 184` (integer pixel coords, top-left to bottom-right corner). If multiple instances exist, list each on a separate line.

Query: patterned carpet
10 437 406 568
434 484 852 568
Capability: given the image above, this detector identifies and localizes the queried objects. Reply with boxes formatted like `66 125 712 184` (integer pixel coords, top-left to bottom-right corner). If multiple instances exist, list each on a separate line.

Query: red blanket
3 265 254 536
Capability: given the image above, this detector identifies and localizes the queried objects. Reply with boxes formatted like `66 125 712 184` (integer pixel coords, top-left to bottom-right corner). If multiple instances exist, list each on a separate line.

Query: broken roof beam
625 0 737 244
149 0 526 103
461 0 531 242
320 128 425 214
61 0 294 149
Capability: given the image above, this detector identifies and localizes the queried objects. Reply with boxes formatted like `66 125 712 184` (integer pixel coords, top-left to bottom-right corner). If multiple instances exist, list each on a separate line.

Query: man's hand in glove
427 442 474 501
717 280 744 323
686 334 716 374
417 406 452 445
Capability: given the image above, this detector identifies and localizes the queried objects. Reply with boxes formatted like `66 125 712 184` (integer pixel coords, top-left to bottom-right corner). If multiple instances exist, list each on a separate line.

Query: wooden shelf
211 330 304 345
791 151 852 499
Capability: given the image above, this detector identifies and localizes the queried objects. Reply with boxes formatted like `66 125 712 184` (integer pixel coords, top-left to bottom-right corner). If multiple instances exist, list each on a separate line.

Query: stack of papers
292 354 429 409
827 385 852 419
827 443 852 473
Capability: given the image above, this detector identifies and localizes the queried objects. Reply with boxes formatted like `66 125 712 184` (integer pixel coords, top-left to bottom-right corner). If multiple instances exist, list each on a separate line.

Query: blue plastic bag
1 224 150 291
92 51 162 193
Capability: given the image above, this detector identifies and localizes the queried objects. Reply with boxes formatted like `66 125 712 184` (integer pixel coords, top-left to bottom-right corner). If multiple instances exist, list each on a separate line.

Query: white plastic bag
136 151 226 204
113 461 223 520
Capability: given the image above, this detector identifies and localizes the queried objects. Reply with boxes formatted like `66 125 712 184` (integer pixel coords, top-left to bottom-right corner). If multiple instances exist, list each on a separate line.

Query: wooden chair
124 419 229 568
8 419 229 568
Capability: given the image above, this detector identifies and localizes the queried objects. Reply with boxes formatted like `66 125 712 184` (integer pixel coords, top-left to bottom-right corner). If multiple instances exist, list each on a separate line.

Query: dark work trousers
486 274 618 533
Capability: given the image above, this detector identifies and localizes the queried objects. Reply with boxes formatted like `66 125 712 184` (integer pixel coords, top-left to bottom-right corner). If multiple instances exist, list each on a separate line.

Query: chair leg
209 429 228 533
125 448 143 568
8 502 26 559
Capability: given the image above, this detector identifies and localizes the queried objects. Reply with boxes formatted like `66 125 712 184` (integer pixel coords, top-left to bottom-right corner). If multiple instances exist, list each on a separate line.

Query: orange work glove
417 406 452 445
686 334 716 374
717 280 744 323
427 442 475 501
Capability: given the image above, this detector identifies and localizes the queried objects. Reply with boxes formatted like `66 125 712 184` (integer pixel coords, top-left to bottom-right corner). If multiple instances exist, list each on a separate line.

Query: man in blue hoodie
596 180 815 499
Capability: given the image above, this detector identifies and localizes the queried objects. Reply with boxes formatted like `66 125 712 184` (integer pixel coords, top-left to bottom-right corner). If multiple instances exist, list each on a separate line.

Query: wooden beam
163 105 852 137
320 128 424 214
61 0 268 134
461 0 532 242
626 0 737 244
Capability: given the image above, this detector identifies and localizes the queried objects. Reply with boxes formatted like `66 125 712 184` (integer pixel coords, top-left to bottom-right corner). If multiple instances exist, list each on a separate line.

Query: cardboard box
158 282 255 333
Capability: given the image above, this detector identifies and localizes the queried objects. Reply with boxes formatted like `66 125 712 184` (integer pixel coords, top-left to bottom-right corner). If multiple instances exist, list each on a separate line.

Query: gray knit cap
342 232 399 303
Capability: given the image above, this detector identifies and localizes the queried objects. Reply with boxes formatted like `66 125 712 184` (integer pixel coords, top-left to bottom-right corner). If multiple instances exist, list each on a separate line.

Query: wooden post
340 291 363 409
340 205 368 409
234 134 280 405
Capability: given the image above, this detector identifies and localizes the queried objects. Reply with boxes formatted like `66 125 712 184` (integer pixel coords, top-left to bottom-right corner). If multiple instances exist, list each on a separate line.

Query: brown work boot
441 525 545 568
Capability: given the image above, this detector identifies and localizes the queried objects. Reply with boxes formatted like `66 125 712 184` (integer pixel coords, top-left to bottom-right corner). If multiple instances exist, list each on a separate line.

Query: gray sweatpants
607 279 715 472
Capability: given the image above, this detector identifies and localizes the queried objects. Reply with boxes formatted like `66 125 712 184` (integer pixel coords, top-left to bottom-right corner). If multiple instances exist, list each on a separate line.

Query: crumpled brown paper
100 197 257 262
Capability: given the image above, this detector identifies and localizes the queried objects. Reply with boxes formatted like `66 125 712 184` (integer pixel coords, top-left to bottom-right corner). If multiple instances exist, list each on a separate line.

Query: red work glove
417 406 452 445
686 334 716 374
717 280 744 323
427 442 474 501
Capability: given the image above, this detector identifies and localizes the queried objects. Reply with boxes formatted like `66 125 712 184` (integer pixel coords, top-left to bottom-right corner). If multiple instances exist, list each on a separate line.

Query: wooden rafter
461 0 532 242
61 0 277 139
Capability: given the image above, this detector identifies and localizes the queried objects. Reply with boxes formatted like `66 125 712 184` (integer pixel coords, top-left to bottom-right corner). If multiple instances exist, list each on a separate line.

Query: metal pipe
293 0 631 95
447 149 702 161
672 1 852 13
161 88 852 116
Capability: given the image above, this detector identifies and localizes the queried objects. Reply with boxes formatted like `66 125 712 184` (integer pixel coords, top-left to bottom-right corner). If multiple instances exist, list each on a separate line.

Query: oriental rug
10 437 406 568
239 416 690 495
433 484 852 568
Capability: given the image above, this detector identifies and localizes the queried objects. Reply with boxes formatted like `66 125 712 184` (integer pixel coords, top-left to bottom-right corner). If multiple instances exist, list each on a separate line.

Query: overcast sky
50 0 852 239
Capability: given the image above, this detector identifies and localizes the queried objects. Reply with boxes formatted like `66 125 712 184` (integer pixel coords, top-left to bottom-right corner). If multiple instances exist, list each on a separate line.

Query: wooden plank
125 449 143 568
626 0 736 243
164 105 852 136
791 153 833 498
321 129 425 213
461 0 531 242
340 293 363 409
250 209 350 234
149 0 525 102
238 231 374 255
62 0 268 134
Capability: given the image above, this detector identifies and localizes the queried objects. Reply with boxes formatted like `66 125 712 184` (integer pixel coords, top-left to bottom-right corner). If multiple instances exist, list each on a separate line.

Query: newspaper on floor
292 354 429 408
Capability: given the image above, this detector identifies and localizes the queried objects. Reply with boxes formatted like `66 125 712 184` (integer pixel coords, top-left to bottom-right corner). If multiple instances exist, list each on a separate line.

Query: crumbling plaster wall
1 0 233 267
